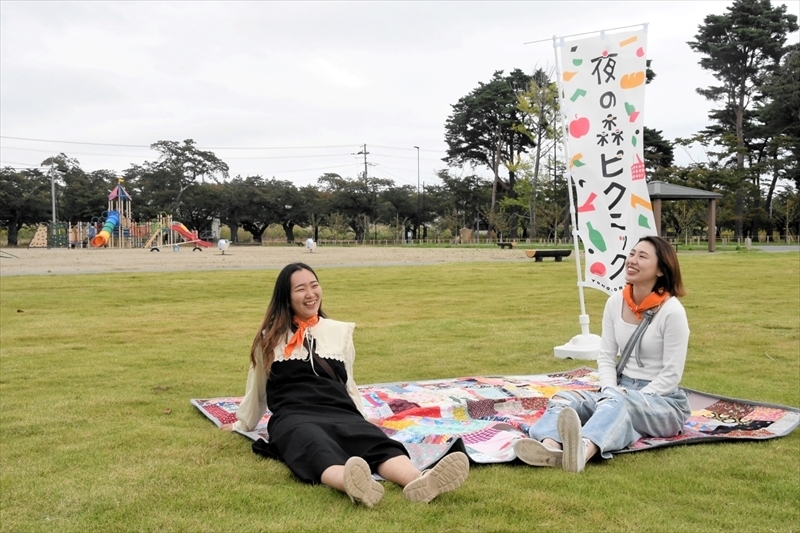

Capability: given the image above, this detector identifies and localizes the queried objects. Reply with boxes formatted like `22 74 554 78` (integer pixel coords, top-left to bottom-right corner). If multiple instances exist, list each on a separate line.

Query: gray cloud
1 0 796 184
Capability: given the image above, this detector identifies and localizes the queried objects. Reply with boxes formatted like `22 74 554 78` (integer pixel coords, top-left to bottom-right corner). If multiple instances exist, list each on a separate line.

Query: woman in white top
515 236 691 472
222 262 469 505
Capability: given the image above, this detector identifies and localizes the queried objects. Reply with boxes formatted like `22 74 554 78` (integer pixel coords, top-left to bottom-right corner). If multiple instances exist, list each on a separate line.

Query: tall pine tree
688 0 798 238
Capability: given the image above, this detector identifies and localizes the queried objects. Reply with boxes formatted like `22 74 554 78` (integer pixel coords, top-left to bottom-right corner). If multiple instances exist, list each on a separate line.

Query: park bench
497 242 516 249
525 249 572 262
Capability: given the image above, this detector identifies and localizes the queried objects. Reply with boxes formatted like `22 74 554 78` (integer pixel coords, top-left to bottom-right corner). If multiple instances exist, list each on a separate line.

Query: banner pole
551 34 601 360
524 22 647 45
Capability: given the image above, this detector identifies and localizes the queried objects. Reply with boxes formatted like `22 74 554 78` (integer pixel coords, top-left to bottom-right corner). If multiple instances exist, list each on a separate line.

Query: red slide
170 223 212 247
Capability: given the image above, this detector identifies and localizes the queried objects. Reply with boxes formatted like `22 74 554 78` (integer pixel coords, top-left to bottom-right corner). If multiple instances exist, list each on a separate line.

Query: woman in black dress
224 262 469 506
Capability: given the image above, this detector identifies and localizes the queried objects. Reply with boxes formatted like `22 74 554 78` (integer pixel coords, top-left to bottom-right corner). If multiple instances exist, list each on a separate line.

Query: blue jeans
528 376 691 459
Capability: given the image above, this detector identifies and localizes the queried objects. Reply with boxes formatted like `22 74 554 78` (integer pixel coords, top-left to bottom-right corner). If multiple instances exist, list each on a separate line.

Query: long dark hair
250 263 326 372
637 236 686 297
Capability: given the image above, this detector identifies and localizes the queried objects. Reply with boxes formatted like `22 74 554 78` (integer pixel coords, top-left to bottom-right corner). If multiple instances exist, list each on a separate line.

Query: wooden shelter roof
647 180 723 200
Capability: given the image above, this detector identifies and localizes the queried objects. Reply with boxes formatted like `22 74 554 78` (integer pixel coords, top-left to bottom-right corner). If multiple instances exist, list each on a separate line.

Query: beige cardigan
232 318 366 433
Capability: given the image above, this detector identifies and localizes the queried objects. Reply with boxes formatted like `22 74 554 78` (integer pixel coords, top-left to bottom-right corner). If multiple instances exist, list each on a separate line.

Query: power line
0 136 149 148
371 144 445 154
0 160 48 168
2 144 442 163
206 144 355 151
0 146 151 158
223 153 353 161
1 137 449 184
0 159 364 178
0 135 367 151
1 136 449 153
371 165 417 186
250 163 362 175
373 161 439 178
370 151 443 163
1 145 363 160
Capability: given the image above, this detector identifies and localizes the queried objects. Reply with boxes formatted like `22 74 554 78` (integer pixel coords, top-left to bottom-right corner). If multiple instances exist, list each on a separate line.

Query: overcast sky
1 1 797 189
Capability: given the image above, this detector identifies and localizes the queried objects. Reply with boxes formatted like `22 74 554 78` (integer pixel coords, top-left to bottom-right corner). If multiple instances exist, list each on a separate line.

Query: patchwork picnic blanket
192 367 800 470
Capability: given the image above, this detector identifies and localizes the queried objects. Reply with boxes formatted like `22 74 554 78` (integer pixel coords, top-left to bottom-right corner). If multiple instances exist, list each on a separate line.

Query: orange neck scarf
623 284 670 320
283 315 319 358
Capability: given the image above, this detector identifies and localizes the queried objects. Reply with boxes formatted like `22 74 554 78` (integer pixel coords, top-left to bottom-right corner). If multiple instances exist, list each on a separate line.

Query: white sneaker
514 438 562 467
403 451 469 503
343 457 384 507
557 407 586 473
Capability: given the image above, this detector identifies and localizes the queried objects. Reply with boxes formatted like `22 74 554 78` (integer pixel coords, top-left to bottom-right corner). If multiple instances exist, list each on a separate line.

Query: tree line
2 0 798 246
0 141 502 246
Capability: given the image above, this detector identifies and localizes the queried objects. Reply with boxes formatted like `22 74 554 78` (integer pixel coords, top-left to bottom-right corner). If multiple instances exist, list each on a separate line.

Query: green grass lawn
1 252 798 532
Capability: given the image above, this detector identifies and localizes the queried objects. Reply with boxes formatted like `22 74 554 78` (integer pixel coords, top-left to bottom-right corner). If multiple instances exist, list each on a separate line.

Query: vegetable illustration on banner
558 28 656 294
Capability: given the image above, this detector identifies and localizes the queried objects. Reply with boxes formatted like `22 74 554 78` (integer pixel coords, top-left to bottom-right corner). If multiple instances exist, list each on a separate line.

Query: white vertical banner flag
558 27 656 295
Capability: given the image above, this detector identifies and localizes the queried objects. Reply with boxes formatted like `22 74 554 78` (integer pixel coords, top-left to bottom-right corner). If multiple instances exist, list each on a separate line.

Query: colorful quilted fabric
192 368 800 470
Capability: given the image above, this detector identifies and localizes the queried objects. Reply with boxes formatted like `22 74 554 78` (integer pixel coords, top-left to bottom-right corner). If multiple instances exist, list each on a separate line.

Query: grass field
1 251 798 532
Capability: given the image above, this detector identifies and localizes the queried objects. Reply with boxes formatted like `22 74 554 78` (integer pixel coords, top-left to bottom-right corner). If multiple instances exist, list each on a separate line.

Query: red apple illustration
569 115 590 138
590 262 606 276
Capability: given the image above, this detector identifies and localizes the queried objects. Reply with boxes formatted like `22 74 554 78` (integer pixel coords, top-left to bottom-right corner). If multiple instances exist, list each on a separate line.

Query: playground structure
90 182 133 248
168 222 212 251
28 223 68 249
91 211 121 247
145 215 212 251
30 214 212 251
28 179 213 250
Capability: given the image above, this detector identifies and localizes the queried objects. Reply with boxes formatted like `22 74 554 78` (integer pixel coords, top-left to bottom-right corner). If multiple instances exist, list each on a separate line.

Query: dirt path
0 245 540 276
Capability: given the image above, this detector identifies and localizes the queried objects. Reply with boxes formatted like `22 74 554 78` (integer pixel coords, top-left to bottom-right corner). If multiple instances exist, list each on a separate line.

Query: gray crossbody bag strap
616 308 656 380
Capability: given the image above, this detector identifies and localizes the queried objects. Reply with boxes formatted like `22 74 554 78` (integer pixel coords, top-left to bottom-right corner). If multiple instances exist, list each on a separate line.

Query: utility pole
356 144 369 179
414 146 420 240
352 144 371 243
422 181 426 240
49 163 57 226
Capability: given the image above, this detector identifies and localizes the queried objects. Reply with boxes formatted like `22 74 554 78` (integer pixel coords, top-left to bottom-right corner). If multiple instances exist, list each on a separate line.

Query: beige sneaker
343 457 384 507
403 451 469 503
514 438 562 467
557 407 586 473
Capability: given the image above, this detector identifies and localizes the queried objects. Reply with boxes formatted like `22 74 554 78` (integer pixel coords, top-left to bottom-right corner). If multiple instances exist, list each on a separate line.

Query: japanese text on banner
559 28 656 294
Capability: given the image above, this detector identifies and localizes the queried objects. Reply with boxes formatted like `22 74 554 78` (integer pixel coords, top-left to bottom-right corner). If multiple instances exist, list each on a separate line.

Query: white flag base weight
554 333 601 360
553 314 600 360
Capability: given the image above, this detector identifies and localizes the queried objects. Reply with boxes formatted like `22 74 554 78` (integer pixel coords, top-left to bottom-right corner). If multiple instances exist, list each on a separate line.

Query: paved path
753 245 800 253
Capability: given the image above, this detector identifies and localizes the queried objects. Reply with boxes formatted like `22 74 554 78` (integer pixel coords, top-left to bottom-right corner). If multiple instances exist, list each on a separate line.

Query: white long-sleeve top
597 292 690 395
232 318 365 433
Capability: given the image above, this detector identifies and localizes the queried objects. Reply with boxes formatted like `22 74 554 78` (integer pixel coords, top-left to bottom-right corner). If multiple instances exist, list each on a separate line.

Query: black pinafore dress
253 332 408 484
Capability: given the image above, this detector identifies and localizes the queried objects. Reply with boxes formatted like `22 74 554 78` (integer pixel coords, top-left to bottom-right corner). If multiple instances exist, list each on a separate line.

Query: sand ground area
0 245 539 277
